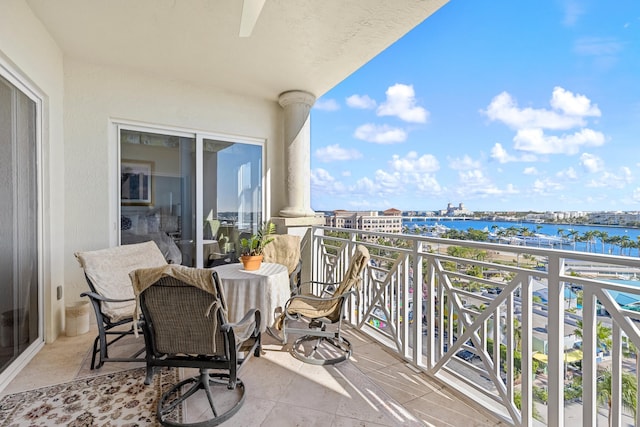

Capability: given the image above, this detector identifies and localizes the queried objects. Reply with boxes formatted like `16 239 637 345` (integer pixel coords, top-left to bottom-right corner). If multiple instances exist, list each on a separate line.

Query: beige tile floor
2 325 504 427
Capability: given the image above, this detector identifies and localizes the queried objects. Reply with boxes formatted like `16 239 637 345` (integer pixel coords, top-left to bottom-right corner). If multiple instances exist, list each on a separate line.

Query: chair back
75 241 167 322
320 244 370 322
139 272 227 356
262 234 301 276
334 245 370 297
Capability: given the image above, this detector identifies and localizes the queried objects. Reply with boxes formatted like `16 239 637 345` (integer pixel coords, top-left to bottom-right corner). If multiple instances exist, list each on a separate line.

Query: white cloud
523 167 538 175
346 94 377 109
483 87 606 159
513 128 605 155
532 178 565 195
557 167 577 179
345 152 443 198
313 98 340 111
549 87 601 117
374 169 402 190
574 37 623 56
354 123 407 144
453 169 518 198
491 143 512 163
390 151 439 173
483 91 589 130
341 170 351 177
490 143 537 163
352 176 379 194
376 84 429 123
449 155 481 170
562 1 585 26
315 144 363 162
586 167 633 189
310 168 345 194
579 153 603 173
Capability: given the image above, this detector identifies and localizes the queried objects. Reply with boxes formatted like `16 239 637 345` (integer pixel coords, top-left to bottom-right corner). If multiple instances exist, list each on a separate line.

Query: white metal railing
310 226 640 427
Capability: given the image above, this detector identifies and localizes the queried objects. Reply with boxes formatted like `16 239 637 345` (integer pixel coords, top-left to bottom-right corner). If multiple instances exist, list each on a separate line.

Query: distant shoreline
401 216 640 230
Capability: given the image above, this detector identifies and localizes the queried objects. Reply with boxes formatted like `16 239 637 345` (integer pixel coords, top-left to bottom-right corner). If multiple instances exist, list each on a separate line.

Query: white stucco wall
63 59 285 308
0 0 66 342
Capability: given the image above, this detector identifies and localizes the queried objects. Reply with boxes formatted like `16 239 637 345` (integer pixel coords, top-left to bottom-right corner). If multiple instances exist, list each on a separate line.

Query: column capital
278 90 316 108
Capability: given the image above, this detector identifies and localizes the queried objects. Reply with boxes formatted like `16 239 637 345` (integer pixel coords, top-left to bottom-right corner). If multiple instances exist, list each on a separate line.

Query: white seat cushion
75 241 168 322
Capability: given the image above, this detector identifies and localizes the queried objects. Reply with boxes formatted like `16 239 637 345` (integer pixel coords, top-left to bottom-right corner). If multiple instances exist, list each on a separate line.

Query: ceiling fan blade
239 0 267 37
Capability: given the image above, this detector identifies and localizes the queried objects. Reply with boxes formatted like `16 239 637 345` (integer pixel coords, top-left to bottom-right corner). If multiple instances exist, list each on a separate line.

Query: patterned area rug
0 367 180 426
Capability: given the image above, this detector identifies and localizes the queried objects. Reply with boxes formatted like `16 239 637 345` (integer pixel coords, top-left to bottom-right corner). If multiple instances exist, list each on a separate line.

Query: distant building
439 202 471 217
587 211 640 226
325 209 403 234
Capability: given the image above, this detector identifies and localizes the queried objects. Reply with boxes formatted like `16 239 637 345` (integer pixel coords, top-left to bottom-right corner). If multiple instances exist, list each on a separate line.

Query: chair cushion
262 234 301 275
279 245 370 327
75 241 168 322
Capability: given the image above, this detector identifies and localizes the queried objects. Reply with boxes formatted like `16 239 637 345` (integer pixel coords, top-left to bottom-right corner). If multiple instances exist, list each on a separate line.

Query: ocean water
403 218 640 257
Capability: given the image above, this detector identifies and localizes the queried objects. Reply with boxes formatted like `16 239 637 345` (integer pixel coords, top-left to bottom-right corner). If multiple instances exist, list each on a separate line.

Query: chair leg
291 334 352 365
91 335 101 369
157 370 246 427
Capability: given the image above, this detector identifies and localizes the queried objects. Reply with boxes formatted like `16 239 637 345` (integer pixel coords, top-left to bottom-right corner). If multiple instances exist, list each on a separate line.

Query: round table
214 262 290 332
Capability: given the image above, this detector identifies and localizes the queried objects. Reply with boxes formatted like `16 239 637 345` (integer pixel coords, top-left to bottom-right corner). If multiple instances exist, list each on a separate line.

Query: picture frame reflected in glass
121 159 154 206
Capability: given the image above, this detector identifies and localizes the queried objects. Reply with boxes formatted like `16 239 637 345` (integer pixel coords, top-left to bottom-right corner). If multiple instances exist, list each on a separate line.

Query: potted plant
239 221 276 270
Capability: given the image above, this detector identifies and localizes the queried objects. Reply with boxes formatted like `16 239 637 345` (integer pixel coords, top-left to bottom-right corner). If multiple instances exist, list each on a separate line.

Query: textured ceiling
26 0 448 101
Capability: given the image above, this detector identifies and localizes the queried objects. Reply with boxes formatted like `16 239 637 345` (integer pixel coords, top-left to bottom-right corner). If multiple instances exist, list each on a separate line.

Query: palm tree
623 337 640 427
619 234 633 255
574 319 612 354
597 368 637 427
568 229 579 250
595 230 609 254
582 230 596 253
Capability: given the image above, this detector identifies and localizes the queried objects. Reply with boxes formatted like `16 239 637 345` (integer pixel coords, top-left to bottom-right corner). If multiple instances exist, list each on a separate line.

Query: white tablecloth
214 262 290 332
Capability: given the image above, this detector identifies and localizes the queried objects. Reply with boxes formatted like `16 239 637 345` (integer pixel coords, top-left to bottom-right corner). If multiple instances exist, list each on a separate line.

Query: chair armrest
300 280 339 287
299 280 340 293
80 291 135 304
285 289 355 307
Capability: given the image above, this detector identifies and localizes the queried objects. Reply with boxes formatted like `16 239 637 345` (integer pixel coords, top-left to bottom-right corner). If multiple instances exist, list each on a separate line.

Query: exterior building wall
63 59 284 309
0 0 65 342
326 210 402 235
2 2 290 340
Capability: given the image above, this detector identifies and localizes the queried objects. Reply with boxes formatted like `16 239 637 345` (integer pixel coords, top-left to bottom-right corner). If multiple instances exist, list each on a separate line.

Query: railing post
521 272 533 425
547 253 564 427
582 287 597 427
412 239 423 365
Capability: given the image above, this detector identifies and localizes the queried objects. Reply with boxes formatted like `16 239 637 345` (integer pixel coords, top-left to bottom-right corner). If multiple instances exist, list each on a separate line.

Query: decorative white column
278 90 317 218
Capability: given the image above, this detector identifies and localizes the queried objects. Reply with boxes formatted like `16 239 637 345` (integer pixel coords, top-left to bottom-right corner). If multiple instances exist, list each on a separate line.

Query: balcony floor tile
1 324 503 426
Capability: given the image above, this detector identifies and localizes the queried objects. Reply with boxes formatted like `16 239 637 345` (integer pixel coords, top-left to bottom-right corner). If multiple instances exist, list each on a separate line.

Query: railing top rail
314 225 640 267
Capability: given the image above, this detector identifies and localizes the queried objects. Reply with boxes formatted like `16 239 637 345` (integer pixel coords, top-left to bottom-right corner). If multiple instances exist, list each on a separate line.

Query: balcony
3 225 640 426
2 322 499 425
308 226 640 426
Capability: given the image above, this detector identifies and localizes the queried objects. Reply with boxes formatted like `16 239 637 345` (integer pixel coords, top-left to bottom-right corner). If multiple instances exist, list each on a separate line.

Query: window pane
120 130 263 268
120 130 196 266
203 139 262 267
0 75 38 372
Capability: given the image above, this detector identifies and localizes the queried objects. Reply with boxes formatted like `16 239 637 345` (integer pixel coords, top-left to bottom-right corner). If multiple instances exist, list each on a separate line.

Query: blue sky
309 1 640 213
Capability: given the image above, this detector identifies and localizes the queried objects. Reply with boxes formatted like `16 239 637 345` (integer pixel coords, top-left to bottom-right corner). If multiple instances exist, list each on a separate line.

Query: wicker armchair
133 266 261 426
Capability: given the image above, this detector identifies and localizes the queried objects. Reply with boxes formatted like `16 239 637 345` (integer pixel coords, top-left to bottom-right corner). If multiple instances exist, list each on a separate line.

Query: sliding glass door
119 127 263 267
0 74 39 374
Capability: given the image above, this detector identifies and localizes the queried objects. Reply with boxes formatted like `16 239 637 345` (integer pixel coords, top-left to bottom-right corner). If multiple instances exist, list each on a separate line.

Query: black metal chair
274 245 370 365
75 241 168 369
134 267 261 427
